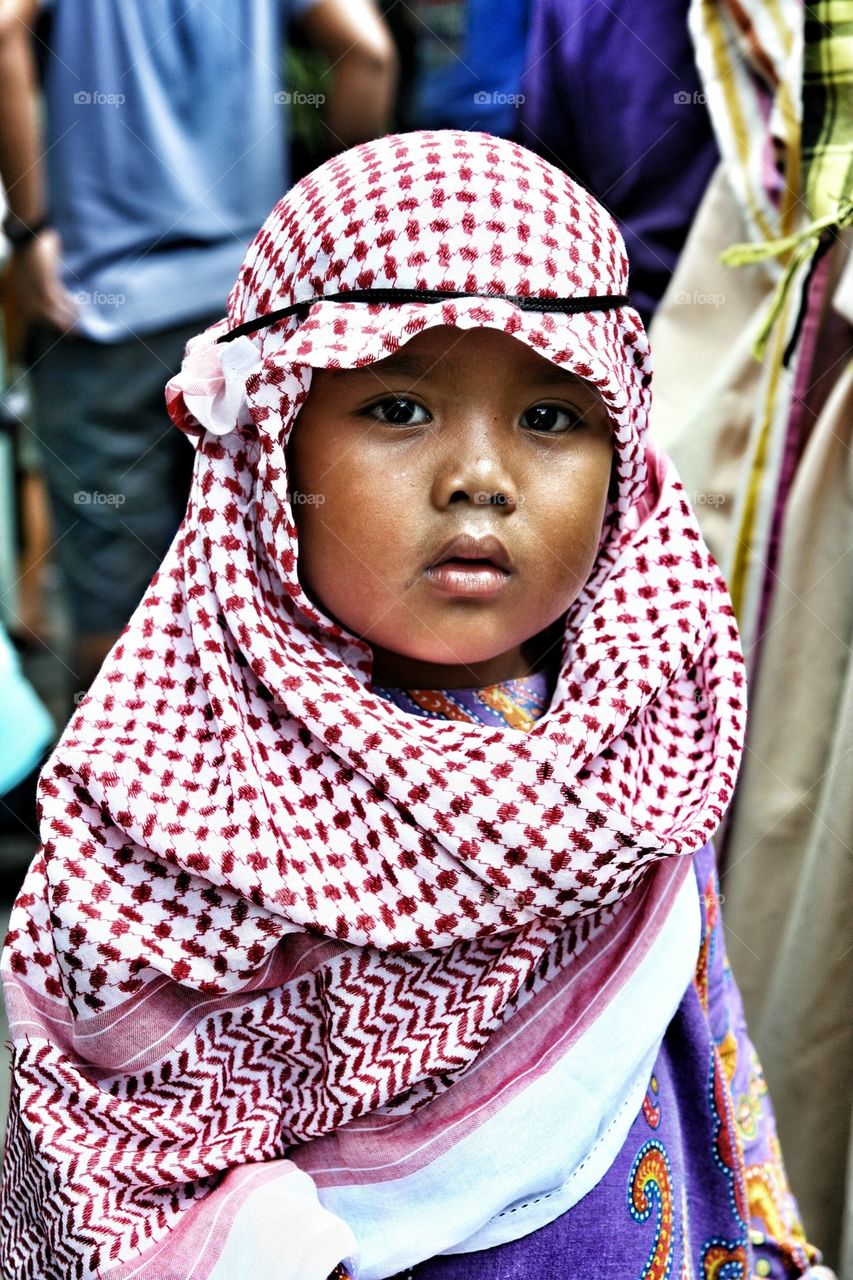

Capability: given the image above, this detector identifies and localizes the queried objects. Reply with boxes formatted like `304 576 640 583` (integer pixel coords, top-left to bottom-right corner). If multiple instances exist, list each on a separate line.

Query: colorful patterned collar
372 668 553 733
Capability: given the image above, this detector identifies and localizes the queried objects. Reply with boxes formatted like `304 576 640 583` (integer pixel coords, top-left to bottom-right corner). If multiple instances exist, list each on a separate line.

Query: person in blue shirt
395 0 530 139
0 0 397 689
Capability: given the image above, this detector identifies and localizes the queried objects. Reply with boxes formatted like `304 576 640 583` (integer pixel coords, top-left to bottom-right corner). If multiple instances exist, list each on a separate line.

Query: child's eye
367 397 431 426
520 404 581 434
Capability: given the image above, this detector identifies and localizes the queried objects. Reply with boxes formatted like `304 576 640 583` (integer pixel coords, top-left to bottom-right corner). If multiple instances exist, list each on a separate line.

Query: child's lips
423 532 514 596
426 532 514 573
424 558 512 597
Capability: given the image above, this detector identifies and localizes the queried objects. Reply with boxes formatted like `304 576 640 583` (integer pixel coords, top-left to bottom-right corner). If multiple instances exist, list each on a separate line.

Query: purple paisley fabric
374 673 818 1280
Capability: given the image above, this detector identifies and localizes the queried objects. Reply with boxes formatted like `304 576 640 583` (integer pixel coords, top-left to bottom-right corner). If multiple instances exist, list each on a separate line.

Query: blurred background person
0 0 396 695
0 620 53 894
649 2 852 1272
518 0 718 324
517 0 852 1267
387 0 531 139
0 183 61 901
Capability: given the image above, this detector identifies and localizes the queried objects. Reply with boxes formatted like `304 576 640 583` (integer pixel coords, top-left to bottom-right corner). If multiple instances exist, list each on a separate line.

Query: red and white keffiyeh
1 131 745 1279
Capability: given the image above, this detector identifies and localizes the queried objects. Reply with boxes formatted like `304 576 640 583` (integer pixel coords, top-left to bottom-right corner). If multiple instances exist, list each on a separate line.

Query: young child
0 131 829 1280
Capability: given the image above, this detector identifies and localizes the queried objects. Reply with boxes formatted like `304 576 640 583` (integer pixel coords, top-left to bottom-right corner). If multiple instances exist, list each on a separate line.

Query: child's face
287 326 613 688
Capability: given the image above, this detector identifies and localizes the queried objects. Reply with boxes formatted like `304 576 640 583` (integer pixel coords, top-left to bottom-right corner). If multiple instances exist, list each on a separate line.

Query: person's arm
0 0 77 329
300 0 397 146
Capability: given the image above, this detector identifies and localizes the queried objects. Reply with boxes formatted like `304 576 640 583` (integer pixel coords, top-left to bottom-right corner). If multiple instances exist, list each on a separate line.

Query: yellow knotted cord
720 196 853 360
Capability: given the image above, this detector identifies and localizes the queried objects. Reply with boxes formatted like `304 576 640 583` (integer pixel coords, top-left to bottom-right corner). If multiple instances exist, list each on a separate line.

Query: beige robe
650 165 853 1274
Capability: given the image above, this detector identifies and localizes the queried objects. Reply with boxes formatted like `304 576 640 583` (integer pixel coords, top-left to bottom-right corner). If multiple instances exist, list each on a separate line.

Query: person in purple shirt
518 0 718 323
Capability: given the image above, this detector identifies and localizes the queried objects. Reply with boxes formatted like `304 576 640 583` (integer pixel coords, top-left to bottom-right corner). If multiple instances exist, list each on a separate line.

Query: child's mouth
424 532 514 596
424 558 512 597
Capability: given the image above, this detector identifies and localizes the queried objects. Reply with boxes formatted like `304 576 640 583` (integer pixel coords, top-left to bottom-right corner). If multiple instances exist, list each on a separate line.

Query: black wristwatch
2 210 50 249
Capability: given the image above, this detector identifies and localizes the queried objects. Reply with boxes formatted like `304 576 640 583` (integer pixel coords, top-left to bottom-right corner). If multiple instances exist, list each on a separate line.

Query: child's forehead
323 326 601 394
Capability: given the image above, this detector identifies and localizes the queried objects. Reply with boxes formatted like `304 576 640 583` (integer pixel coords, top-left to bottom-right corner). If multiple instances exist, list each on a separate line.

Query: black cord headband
216 288 630 344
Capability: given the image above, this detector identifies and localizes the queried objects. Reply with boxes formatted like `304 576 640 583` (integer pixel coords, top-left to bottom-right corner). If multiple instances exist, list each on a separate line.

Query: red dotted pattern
0 132 746 1277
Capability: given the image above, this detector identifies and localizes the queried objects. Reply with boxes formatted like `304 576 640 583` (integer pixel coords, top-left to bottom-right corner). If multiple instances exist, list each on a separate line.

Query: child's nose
430 454 519 512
